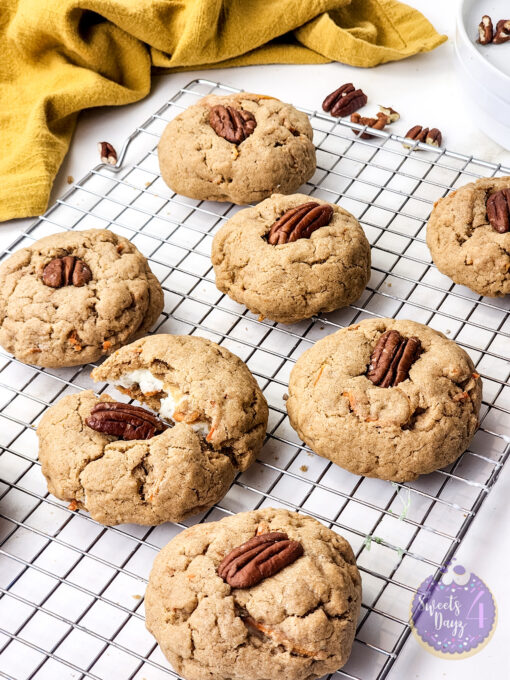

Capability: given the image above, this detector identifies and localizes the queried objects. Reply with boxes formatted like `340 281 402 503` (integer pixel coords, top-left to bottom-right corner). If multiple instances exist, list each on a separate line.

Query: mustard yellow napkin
0 0 446 222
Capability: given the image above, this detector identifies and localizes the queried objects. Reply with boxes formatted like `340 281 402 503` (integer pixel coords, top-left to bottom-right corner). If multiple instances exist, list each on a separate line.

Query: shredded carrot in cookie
257 314 265 322
453 391 470 402
102 340 111 351
68 331 82 351
206 426 215 442
314 364 325 386
244 616 317 658
256 521 271 535
174 410 201 424
116 244 123 253
68 500 78 511
29 347 42 353
472 372 480 379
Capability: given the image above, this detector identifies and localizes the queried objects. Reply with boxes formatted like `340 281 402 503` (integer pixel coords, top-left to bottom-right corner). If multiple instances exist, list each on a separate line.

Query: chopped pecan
218 532 303 588
477 15 494 44
86 401 168 440
486 189 510 233
494 19 510 44
367 330 422 388
322 83 367 117
98 141 117 165
404 125 442 148
267 202 333 245
209 105 257 144
379 105 400 122
42 256 92 288
351 112 389 139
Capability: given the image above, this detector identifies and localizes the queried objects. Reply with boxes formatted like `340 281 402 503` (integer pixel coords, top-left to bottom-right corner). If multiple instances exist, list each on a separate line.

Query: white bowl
455 0 510 149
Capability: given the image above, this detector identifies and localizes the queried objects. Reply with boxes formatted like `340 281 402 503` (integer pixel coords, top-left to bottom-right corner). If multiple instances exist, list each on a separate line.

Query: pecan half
42 256 92 288
218 532 303 588
477 15 494 44
85 402 168 440
494 19 510 44
322 83 367 117
351 112 389 139
209 105 257 144
98 141 117 165
404 126 442 148
267 202 333 245
367 330 422 388
486 189 510 233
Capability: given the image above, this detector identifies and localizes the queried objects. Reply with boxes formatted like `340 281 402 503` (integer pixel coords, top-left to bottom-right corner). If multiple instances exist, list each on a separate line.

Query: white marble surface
1 1 508 678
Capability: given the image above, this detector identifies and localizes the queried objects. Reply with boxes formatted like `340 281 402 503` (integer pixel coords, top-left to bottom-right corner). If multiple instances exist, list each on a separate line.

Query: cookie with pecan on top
146 508 361 680
427 176 510 297
287 318 482 482
158 93 316 205
0 229 163 367
212 193 371 324
37 334 268 526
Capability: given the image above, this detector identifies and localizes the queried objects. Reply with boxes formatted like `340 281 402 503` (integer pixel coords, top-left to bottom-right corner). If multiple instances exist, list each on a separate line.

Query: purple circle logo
410 561 497 658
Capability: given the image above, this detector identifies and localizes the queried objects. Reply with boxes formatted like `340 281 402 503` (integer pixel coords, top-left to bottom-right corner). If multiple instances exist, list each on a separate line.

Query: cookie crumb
283 393 289 401
300 465 308 472
67 175 74 184
145 181 151 187
387 282 392 287
257 314 265 322
132 594 142 600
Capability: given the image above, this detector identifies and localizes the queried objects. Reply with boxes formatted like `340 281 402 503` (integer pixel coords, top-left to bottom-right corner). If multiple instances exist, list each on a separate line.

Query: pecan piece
367 330 422 388
404 125 442 148
477 15 494 44
85 402 168 440
209 105 257 144
322 83 367 117
267 202 333 245
494 19 510 44
486 189 510 233
379 105 400 122
42 256 92 288
98 141 117 165
218 532 303 588
351 112 389 139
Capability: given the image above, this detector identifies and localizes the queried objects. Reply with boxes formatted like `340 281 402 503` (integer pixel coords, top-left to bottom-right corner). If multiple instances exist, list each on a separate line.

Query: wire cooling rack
0 78 509 680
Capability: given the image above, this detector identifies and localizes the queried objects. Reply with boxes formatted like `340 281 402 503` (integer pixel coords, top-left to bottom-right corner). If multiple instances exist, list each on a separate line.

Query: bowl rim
456 0 510 85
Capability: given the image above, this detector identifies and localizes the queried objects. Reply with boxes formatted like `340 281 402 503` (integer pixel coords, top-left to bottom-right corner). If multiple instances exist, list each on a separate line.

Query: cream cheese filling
117 369 210 437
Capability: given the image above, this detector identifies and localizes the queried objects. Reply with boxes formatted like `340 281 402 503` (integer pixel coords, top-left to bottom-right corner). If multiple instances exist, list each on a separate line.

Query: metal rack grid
0 78 509 680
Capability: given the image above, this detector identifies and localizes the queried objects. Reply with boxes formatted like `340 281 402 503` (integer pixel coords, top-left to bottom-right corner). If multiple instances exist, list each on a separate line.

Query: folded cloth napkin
0 0 446 222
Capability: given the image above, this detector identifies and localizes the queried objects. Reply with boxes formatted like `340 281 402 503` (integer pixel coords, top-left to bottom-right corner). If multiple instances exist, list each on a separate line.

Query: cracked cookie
145 508 361 680
158 93 316 205
427 176 510 297
0 229 163 367
211 193 371 324
37 335 268 525
287 318 482 482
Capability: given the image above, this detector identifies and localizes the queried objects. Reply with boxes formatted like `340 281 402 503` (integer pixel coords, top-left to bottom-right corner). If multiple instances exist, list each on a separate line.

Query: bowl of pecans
455 0 510 149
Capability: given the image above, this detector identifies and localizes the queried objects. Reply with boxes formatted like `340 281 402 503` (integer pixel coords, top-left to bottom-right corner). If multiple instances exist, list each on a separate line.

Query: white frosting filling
117 369 210 437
